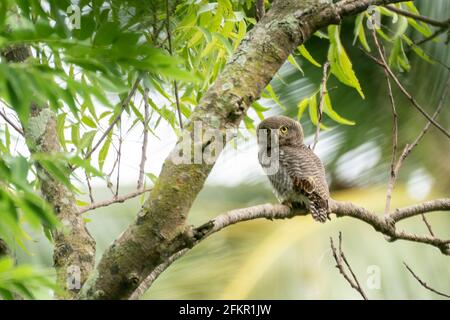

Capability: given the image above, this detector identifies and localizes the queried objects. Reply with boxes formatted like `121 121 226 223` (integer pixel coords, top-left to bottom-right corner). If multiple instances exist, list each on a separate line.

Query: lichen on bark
79 0 343 300
3 46 96 298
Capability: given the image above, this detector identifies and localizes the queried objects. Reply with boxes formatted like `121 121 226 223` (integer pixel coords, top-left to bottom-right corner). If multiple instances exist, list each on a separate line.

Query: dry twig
330 232 368 300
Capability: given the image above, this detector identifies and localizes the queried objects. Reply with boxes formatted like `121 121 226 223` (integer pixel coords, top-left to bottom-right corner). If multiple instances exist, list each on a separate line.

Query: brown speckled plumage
257 116 330 222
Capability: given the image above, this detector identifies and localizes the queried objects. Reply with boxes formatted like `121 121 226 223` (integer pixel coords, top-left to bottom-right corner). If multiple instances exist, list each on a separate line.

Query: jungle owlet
257 116 330 222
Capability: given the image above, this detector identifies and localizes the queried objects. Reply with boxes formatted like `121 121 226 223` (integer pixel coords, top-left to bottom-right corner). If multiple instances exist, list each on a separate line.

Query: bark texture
79 0 403 300
3 46 95 297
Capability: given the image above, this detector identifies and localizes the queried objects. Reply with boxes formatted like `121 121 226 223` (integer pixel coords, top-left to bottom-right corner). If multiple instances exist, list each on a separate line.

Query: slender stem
403 262 450 298
83 75 142 161
78 188 152 214
85 171 95 204
115 123 122 197
373 39 398 215
330 232 368 300
166 0 183 130
0 108 24 136
137 88 150 190
313 61 330 151
384 5 450 28
370 29 450 139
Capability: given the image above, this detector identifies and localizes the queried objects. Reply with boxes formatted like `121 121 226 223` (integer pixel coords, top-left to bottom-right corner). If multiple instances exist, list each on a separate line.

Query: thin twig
375 40 398 215
386 74 450 200
85 171 95 204
370 29 450 139
0 108 24 136
384 5 450 28
330 232 368 300
414 27 447 46
166 0 183 130
115 123 122 197
137 87 150 190
421 214 435 237
403 262 450 298
129 249 188 300
83 74 142 161
78 188 152 214
313 61 330 151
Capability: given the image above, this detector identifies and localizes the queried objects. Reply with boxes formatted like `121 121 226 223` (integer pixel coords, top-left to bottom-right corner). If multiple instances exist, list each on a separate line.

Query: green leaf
402 35 434 64
296 98 309 120
93 22 121 46
353 14 370 52
56 113 67 150
298 45 321 67
392 16 409 40
4 124 10 151
287 55 304 75
308 94 318 125
389 38 410 72
322 92 355 125
265 85 286 110
98 132 112 171
71 123 80 147
81 115 97 129
327 25 365 98
79 130 96 151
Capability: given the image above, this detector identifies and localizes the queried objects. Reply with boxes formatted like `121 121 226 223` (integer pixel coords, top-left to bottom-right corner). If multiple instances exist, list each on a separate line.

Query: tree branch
0 107 24 136
330 232 368 300
3 46 96 297
78 0 409 300
83 74 142 162
131 198 450 299
166 0 183 130
137 87 150 190
384 5 450 29
369 29 450 139
313 61 330 150
78 188 152 214
403 262 450 299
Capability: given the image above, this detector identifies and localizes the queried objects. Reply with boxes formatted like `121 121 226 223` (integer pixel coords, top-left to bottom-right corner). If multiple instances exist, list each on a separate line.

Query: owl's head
257 116 304 147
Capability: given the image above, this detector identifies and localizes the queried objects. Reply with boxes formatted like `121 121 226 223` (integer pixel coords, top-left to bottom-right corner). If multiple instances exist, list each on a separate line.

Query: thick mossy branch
3 47 96 298
79 0 405 300
130 198 450 300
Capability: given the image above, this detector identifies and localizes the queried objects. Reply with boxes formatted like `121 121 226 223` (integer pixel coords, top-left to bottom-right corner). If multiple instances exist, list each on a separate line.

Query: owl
257 116 330 222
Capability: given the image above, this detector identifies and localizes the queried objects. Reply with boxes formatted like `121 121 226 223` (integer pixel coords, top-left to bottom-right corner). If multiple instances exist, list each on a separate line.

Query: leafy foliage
0 0 447 299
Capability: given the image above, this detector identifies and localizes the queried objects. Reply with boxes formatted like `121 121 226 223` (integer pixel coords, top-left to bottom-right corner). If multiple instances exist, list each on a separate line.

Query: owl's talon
282 201 293 209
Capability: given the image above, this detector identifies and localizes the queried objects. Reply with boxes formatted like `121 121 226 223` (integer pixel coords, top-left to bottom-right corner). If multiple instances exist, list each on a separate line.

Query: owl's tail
309 193 329 223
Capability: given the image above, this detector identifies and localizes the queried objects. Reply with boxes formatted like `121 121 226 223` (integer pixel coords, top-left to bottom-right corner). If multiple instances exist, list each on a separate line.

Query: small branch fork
370 28 450 233
330 232 368 300
365 29 450 139
83 74 143 162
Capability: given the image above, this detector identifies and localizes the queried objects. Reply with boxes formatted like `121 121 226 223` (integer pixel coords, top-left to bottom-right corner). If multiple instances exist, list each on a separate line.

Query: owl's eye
279 126 289 134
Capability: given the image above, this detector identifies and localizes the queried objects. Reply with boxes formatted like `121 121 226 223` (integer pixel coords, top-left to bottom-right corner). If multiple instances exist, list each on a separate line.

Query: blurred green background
12 0 450 299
